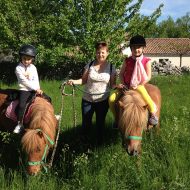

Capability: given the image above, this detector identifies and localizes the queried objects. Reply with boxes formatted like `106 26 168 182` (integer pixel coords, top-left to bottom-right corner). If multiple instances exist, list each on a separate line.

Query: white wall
121 46 190 67
121 46 131 57
145 54 190 67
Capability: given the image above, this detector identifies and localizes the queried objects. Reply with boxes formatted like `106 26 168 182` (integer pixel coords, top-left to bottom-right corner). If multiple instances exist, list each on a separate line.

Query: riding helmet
129 35 146 47
19 44 37 57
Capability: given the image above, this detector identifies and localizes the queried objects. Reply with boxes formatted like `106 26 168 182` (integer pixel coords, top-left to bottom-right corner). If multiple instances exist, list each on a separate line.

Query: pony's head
21 97 57 175
117 90 148 156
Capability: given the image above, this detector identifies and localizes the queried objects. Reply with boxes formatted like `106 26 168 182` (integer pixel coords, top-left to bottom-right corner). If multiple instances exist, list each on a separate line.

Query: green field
0 75 190 190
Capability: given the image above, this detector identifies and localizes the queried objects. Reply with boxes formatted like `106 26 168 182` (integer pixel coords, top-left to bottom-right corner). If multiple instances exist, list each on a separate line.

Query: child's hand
116 84 125 89
25 73 30 79
36 89 43 95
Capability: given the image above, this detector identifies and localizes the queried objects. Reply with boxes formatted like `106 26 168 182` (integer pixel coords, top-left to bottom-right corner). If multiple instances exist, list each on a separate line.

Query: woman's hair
95 41 109 51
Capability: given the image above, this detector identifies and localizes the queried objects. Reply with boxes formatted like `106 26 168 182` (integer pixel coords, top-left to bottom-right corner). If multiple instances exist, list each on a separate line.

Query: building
121 38 190 67
144 38 190 67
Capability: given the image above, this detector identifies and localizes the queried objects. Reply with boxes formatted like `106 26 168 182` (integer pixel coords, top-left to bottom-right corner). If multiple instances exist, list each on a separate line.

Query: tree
156 12 190 38
157 17 181 38
0 0 72 50
175 12 190 38
64 0 146 64
126 3 163 38
0 0 163 79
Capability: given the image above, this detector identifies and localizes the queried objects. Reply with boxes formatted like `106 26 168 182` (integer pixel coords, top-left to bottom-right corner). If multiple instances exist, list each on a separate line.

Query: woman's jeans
81 98 109 135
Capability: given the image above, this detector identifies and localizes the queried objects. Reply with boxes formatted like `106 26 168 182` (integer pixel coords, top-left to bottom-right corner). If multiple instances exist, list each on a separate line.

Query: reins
47 85 66 168
26 90 65 172
119 87 143 141
26 83 75 173
27 92 65 172
60 81 111 96
18 90 67 174
74 84 111 95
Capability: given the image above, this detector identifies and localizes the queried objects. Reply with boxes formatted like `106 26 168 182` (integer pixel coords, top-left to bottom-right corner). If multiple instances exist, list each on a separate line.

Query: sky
139 0 190 22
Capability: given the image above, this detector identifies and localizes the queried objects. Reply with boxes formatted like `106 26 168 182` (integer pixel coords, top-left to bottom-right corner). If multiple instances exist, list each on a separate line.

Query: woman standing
67 42 116 142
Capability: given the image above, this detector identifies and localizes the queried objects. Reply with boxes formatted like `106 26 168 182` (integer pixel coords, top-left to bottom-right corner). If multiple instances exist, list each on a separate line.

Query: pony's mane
22 97 57 153
119 90 148 137
21 129 45 154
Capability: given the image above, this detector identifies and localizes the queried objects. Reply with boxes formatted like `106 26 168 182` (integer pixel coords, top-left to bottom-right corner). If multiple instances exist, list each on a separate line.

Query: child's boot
13 122 24 134
149 113 158 126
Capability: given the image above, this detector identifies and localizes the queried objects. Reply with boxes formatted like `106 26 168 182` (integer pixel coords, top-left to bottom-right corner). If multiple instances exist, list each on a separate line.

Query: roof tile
144 38 190 55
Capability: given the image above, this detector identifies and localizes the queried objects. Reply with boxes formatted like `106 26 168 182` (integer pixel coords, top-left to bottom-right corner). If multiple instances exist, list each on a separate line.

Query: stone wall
152 59 190 75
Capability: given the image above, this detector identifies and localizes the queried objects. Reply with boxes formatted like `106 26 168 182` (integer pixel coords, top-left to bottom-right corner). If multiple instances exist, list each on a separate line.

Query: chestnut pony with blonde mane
0 89 57 175
117 84 161 156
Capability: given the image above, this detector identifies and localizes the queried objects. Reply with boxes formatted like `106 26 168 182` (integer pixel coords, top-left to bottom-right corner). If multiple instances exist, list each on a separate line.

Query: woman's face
96 47 109 63
131 45 144 57
21 55 33 67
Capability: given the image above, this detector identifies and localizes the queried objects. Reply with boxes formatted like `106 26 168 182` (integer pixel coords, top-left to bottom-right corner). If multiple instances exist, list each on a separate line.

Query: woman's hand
67 80 74 85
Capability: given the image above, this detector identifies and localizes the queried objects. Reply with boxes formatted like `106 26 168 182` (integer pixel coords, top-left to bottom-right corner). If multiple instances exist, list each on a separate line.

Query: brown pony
0 89 57 175
117 84 161 156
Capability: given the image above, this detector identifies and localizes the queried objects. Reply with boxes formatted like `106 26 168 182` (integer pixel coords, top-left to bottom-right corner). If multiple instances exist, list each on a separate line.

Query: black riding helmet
19 44 37 58
129 35 146 47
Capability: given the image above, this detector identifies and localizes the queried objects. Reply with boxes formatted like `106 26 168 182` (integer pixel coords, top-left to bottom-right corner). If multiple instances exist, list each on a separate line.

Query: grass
0 75 190 190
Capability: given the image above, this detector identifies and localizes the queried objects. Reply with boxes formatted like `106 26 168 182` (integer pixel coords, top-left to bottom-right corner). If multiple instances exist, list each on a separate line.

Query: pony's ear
143 105 148 110
37 131 43 138
118 101 125 109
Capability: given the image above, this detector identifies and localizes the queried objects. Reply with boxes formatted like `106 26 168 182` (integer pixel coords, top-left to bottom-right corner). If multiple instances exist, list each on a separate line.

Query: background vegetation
0 2 190 187
1 0 189 83
0 75 190 190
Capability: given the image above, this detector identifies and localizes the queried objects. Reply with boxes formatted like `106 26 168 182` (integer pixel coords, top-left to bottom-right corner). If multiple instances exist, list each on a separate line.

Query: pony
117 84 161 156
0 89 57 175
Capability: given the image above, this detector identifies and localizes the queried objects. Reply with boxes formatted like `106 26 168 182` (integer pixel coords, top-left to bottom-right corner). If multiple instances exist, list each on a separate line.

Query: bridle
127 123 144 141
27 129 54 173
127 135 142 140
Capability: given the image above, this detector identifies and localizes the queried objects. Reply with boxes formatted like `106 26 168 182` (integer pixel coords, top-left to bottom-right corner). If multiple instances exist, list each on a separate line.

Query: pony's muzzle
127 148 139 156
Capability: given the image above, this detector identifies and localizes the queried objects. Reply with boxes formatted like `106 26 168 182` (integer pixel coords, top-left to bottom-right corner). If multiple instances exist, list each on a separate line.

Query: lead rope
48 89 65 168
72 86 77 128
60 82 77 128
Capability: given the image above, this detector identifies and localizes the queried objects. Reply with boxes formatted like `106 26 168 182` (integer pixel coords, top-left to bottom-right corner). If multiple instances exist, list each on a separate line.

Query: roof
144 38 190 55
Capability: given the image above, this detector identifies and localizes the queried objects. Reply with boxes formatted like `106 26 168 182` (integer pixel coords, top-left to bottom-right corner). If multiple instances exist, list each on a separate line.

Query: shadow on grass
0 134 21 174
51 124 121 179
0 124 121 181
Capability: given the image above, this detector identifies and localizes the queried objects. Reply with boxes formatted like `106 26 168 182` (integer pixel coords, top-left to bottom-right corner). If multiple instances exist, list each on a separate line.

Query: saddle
5 99 31 123
5 90 52 124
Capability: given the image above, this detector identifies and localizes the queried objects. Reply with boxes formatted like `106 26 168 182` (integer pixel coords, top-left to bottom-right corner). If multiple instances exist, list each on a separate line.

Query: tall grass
0 75 190 190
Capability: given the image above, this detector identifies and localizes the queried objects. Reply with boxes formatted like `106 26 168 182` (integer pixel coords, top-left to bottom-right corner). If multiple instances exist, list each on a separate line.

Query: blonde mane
119 90 148 138
21 97 57 154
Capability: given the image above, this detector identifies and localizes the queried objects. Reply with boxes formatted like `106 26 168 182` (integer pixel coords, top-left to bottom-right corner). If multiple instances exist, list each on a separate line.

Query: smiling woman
66 41 117 144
